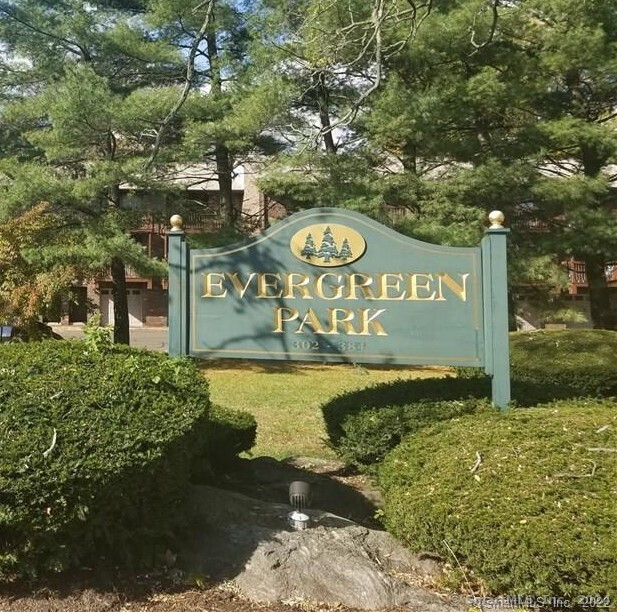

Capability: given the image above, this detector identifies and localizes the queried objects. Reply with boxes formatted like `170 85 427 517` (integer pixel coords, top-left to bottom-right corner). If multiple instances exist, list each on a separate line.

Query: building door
68 287 88 323
99 289 144 327
127 289 144 328
100 289 113 326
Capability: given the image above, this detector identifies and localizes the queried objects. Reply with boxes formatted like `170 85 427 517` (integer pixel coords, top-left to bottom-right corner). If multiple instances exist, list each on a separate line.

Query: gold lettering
257 273 283 298
407 273 436 301
202 272 228 298
226 272 257 298
283 273 312 299
357 308 388 335
314 273 345 300
377 273 405 300
325 308 358 335
296 308 325 334
345 273 376 300
437 273 469 302
273 307 299 332
205 269 468 307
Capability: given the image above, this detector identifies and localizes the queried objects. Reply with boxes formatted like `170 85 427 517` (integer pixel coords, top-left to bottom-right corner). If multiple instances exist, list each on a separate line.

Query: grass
202 360 450 459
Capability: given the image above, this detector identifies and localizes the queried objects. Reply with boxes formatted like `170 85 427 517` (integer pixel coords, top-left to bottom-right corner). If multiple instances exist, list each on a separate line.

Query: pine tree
300 233 317 259
150 0 292 228
0 0 183 342
353 0 617 326
0 0 288 338
338 238 353 261
317 226 339 263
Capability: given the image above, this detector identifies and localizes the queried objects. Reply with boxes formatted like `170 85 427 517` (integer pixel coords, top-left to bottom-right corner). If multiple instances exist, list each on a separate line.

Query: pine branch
0 2 90 61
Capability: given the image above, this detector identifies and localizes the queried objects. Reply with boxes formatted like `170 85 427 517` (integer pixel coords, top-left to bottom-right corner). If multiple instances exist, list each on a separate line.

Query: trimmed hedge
322 330 617 471
323 376 490 452
378 400 617 599
0 341 221 579
206 404 257 467
509 330 617 398
334 393 492 472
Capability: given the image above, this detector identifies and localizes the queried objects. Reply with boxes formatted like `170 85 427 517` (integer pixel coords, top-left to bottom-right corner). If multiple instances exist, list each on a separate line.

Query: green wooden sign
168 208 510 407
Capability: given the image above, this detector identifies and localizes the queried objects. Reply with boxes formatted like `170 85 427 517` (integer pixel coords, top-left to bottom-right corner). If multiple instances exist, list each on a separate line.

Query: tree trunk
585 257 612 329
580 146 612 329
314 72 337 154
110 256 130 344
206 30 236 227
107 180 130 345
215 141 235 226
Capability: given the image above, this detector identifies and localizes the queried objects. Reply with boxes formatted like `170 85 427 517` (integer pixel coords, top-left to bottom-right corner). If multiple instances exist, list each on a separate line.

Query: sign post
167 214 188 357
481 211 511 408
168 208 511 409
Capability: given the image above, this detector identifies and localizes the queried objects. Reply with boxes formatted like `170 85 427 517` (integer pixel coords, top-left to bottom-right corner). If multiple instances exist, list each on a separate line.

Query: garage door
100 289 144 328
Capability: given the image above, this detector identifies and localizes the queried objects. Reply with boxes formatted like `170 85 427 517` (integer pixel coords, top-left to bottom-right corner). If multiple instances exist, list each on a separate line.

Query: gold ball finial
170 214 183 231
488 210 505 229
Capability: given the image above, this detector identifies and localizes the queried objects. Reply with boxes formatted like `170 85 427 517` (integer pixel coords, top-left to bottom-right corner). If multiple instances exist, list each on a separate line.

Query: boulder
188 485 465 611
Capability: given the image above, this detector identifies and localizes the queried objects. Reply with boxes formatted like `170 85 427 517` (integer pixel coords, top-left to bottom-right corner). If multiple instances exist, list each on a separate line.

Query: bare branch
42 428 57 458
310 0 433 146
554 460 597 478
468 0 499 55
470 451 483 474
145 0 215 170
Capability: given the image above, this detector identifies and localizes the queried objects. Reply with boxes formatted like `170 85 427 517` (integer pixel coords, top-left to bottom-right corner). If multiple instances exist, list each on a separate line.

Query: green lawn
203 360 449 459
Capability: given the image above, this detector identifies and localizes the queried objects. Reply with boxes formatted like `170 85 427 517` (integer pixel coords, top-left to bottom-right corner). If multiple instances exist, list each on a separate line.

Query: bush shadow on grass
212 456 382 528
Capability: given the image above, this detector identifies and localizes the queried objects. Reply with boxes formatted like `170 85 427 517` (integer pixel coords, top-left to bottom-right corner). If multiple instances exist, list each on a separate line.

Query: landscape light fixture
288 480 311 530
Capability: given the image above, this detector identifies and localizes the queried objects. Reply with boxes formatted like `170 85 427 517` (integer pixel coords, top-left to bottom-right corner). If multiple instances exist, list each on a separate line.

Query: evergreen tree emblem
317 226 339 263
338 238 352 261
300 232 317 259
296 225 362 266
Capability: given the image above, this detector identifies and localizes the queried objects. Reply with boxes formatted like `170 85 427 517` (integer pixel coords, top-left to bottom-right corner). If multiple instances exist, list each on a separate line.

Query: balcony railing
566 260 617 287
133 212 223 233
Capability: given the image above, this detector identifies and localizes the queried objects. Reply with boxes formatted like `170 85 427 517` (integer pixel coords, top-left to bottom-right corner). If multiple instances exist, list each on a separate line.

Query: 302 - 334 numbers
292 340 367 353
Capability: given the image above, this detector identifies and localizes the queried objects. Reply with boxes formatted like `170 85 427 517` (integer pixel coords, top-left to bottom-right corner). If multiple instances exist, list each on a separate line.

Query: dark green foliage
0 341 213 579
322 376 491 449
206 405 257 467
322 331 617 471
322 377 491 472
509 330 617 398
336 398 493 472
378 401 617 599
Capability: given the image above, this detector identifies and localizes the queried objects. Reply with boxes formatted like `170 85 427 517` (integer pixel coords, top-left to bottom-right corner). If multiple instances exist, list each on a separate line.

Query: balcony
132 212 224 234
566 260 617 293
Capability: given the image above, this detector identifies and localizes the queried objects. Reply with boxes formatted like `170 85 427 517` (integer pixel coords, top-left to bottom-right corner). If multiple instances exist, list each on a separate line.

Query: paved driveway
54 326 169 352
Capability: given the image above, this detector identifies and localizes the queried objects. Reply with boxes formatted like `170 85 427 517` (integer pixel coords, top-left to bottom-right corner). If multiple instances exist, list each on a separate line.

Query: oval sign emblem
290 223 366 267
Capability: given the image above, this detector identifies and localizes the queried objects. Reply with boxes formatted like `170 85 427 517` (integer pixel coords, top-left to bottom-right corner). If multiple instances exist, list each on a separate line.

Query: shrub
336 398 492 472
322 330 617 471
379 400 617 600
459 330 617 398
509 330 617 398
322 376 490 450
0 340 214 579
205 404 257 467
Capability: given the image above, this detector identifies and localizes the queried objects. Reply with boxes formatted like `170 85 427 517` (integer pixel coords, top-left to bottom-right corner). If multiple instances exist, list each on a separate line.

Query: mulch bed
0 571 370 612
